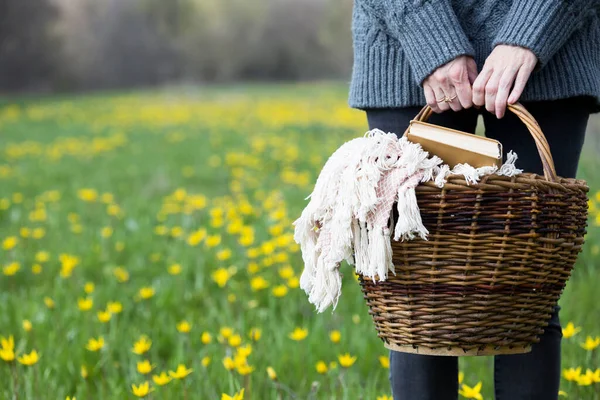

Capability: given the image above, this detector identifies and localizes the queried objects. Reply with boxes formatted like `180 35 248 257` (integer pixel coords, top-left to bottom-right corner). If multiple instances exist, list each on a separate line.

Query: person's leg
481 96 591 400
365 106 479 400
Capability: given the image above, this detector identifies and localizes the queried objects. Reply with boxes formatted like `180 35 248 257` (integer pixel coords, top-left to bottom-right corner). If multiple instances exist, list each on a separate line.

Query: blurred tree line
0 0 353 93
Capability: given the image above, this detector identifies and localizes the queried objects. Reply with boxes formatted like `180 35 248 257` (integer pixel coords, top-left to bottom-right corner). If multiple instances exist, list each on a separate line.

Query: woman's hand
423 55 478 113
472 44 538 119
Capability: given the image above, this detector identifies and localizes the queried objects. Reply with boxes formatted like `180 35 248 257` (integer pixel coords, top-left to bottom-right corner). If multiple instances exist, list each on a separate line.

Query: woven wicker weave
358 103 589 356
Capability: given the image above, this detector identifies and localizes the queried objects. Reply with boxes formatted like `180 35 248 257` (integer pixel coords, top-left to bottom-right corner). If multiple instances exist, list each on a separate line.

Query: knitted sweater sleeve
355 0 475 86
492 0 600 72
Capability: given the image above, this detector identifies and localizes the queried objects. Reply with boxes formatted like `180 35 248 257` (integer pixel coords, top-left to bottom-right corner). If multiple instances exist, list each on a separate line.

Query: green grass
0 82 599 399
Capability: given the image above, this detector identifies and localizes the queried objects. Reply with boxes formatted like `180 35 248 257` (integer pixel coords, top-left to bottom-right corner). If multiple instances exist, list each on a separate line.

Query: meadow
0 82 599 399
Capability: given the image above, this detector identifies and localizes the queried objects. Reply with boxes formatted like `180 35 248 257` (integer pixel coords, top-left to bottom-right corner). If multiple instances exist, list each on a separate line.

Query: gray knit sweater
348 0 600 113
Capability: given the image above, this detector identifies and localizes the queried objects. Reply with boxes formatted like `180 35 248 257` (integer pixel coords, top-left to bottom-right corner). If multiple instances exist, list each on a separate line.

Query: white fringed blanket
292 129 522 313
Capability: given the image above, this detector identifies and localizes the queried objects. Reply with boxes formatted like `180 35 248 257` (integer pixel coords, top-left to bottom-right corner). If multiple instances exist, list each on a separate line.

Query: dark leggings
364 96 592 400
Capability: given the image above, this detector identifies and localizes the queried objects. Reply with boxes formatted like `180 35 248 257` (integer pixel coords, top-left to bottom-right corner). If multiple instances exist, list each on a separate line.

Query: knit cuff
491 1 583 72
387 0 475 86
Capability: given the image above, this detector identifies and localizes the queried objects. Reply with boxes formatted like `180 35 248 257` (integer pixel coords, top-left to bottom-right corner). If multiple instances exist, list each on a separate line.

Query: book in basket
406 120 503 169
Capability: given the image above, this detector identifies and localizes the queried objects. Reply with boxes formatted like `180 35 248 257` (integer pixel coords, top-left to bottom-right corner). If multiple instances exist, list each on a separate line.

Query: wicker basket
358 103 589 356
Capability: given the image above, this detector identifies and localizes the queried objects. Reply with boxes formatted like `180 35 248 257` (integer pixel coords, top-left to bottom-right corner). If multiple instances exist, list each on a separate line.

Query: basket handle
405 103 558 182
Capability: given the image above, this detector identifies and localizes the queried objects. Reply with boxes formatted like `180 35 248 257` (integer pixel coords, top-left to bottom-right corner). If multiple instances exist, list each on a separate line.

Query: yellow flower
97 310 111 323
132 335 152 355
316 361 328 374
212 268 232 287
137 360 155 374
267 366 277 381
338 353 356 368
379 355 389 369
201 331 212 344
580 336 600 351
20 228 31 238
459 382 483 400
187 229 206 246
237 363 255 375
459 371 465 384
220 327 233 339
237 345 252 358
206 234 221 247
287 276 299 289
44 296 55 309
32 227 45 239
113 267 129 282
563 367 581 381
272 285 288 297
107 301 123 314
250 276 269 291
17 350 40 366
201 356 211 367
86 336 105 352
66 396 76 400
131 381 154 397
81 365 88 379
222 388 245 400
78 188 98 202
84 282 95 294
329 330 341 343
229 334 242 347
223 356 235 370
249 328 261 341
217 248 232 261
0 347 15 362
177 320 191 333
3 262 20 276
562 322 582 339
1 335 14 351
289 327 308 341
78 297 93 311
558 390 568 397
2 236 18 250
168 263 182 275
377 396 392 400
152 372 171 386
35 251 50 263
22 320 32 332
138 287 155 300
31 264 42 274
168 364 193 379
154 225 167 236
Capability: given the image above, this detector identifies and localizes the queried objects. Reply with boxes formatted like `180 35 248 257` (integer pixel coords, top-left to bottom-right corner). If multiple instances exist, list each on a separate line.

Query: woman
348 1 600 399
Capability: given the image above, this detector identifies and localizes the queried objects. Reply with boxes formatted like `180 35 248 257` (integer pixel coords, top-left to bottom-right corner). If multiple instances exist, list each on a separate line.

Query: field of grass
0 82 599 399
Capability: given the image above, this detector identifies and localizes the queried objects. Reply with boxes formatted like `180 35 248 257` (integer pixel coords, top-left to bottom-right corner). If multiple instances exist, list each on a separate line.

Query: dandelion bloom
221 388 245 400
152 372 171 386
3 262 20 276
377 396 392 400
202 356 211 367
132 335 152 355
138 287 155 300
212 268 232 288
168 264 182 275
288 327 308 341
220 327 233 339
223 357 235 371
107 301 123 314
315 361 328 374
580 336 600 351
2 236 18 250
272 285 288 297
44 297 55 309
86 336 105 352
250 276 269 291
562 322 582 338
97 310 111 323
78 297 93 311
267 366 277 381
17 350 40 366
248 328 261 341
459 382 483 400
338 353 356 368
379 355 389 369
168 364 193 379
201 331 212 344
131 381 154 397
329 330 341 344
137 360 155 374
228 334 242 347
176 320 191 333
22 320 32 332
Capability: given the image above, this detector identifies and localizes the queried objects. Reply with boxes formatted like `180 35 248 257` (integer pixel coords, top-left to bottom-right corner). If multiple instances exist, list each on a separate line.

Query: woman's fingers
424 84 441 113
508 65 533 104
433 85 451 112
495 68 518 118
472 66 493 108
